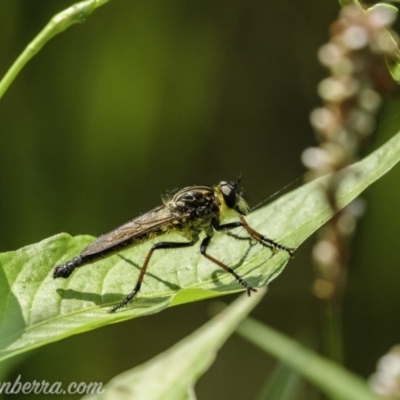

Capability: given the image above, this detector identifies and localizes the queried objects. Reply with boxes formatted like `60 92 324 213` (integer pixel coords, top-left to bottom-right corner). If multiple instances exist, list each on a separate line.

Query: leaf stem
0 0 109 101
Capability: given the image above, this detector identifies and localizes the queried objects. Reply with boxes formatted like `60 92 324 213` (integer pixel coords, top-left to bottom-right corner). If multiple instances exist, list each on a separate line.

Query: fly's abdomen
53 256 83 278
54 228 166 279
81 228 167 259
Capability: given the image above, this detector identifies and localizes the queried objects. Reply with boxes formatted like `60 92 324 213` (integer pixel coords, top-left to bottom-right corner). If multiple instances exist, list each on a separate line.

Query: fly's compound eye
220 181 237 209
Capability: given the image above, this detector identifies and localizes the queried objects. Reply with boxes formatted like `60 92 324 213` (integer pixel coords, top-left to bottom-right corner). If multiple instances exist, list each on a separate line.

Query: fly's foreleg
108 240 195 313
200 236 256 296
238 216 295 257
214 216 295 257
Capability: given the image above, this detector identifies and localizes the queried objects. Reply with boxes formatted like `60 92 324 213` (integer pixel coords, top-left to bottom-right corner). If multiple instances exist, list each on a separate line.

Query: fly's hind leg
108 240 195 313
200 236 257 295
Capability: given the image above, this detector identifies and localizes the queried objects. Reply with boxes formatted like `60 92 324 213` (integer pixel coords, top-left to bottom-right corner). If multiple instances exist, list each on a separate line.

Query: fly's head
214 178 250 218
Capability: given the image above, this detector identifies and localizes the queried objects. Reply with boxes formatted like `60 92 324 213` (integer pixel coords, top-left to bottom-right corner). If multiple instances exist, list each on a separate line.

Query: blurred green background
1 1 400 399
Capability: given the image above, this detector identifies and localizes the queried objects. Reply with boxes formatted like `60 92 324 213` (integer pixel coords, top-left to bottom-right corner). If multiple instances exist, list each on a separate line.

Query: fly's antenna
250 174 303 212
234 174 242 190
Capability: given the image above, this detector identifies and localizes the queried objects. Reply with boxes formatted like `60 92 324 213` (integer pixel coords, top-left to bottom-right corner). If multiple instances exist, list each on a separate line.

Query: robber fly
53 178 295 313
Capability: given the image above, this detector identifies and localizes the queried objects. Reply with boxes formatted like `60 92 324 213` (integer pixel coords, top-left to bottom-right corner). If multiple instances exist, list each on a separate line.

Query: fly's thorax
174 216 214 242
164 185 220 220
160 185 221 242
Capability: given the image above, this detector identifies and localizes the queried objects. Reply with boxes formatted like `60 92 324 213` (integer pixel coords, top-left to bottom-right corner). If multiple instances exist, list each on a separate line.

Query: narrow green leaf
1 131 400 362
256 363 303 400
81 290 265 400
236 318 382 400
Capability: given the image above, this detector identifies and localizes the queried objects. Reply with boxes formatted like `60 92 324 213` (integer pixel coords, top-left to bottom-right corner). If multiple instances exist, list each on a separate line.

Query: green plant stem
338 0 363 7
237 317 383 400
321 296 344 365
0 0 109 101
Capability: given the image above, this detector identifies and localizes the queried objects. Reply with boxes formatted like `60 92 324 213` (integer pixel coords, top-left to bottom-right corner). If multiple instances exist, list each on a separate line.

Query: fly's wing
81 205 184 257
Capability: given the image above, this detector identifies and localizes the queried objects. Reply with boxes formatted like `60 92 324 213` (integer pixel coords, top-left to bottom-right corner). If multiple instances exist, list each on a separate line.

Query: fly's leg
214 216 295 257
200 236 257 296
108 240 195 313
226 232 253 242
238 216 295 257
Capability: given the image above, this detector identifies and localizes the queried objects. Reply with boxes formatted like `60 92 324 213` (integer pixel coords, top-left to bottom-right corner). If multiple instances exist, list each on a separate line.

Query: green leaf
1 130 400 362
236 317 382 400
81 290 265 400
